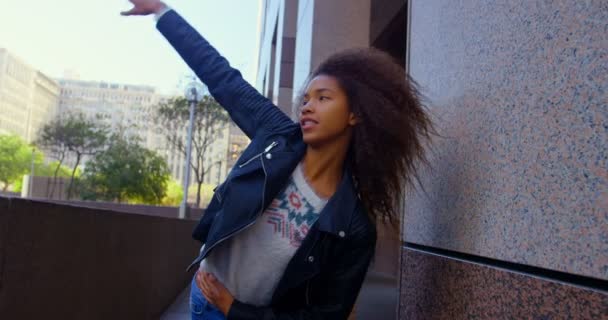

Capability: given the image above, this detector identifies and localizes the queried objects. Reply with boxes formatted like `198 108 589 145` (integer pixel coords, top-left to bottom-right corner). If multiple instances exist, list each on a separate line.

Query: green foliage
11 178 23 193
0 132 76 193
161 179 184 206
79 134 170 204
11 160 75 193
0 134 34 191
37 112 109 199
38 113 108 160
36 160 75 178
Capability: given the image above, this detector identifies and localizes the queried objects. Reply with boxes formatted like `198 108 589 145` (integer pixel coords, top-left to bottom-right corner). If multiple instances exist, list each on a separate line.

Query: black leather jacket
157 10 377 320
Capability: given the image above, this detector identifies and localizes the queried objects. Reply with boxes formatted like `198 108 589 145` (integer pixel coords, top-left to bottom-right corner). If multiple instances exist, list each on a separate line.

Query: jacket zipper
264 141 279 153
260 152 268 216
203 141 277 258
239 141 278 168
203 214 258 260
238 152 262 168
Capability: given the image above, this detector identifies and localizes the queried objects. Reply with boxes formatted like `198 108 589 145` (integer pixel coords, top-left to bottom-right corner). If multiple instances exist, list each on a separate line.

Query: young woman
123 1 435 319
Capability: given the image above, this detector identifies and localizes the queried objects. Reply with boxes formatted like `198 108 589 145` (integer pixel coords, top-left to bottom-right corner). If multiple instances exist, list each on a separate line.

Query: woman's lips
301 119 318 130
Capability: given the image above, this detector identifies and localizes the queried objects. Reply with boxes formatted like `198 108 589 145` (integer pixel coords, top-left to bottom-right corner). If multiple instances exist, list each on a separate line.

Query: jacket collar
316 164 359 238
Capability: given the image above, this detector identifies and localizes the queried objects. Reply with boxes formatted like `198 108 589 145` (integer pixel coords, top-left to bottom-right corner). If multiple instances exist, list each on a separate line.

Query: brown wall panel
0 197 200 319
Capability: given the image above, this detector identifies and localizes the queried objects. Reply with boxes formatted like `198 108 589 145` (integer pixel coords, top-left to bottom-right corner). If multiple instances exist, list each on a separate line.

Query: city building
57 78 162 145
0 48 60 142
256 0 404 119
57 78 230 189
57 79 167 174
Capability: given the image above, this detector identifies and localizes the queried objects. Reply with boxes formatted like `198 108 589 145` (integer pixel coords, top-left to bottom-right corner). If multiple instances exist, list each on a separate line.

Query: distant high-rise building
57 79 162 143
57 78 230 188
0 48 60 142
57 79 168 171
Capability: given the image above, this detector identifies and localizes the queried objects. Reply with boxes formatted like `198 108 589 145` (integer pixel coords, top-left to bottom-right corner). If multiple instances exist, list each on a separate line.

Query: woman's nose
301 102 313 114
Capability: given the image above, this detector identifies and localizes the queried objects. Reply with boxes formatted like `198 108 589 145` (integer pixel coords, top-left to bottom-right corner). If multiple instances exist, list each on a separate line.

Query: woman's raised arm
122 0 295 138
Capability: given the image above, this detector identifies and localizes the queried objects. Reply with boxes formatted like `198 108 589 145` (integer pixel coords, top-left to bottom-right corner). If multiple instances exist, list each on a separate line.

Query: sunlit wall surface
0 48 59 142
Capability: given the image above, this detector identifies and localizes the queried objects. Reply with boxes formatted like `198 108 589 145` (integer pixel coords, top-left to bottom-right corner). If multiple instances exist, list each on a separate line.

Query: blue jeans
190 275 226 320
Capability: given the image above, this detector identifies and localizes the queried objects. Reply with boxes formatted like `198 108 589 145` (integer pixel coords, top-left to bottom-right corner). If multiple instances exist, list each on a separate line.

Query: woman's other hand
120 0 167 16
196 271 235 316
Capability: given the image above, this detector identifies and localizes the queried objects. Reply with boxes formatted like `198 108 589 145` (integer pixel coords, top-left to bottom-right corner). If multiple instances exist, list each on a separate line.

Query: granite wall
400 0 607 318
400 248 606 319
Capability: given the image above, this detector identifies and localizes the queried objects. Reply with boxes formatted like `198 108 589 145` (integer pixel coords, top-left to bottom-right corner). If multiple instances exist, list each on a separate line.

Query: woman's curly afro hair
301 47 437 232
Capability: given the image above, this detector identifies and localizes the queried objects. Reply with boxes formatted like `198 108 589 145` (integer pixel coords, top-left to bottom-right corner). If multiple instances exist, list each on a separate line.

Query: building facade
0 48 60 142
57 79 230 189
57 79 162 146
57 79 168 174
256 0 403 118
0 48 233 199
257 0 606 318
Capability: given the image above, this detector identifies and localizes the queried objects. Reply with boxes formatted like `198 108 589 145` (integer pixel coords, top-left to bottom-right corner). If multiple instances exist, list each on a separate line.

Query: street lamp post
29 147 35 198
179 81 205 219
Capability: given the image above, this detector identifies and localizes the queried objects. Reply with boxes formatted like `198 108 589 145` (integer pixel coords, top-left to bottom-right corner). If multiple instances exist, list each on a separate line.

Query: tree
35 160 75 178
0 134 33 191
37 113 109 199
79 134 170 204
11 160 74 194
153 95 230 207
37 116 71 197
161 179 184 206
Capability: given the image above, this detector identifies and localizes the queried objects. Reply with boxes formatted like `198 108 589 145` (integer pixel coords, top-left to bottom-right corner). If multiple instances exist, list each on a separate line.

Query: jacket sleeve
156 10 295 139
226 238 376 320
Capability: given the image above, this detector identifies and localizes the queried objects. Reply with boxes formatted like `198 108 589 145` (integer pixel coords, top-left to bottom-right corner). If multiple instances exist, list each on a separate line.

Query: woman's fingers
206 273 220 296
195 271 225 306
200 273 210 295
120 0 165 16
120 7 150 16
195 271 204 292
199 272 216 302
120 7 135 16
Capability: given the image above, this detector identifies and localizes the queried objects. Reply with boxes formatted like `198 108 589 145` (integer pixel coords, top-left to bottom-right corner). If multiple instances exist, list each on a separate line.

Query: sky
0 0 261 95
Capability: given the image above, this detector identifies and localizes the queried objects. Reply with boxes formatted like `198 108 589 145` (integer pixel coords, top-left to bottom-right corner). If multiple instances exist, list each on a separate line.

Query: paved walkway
160 271 398 320
356 271 398 319
160 284 191 320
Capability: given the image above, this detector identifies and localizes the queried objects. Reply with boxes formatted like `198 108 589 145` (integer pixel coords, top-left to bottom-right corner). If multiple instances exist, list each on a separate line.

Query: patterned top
199 162 328 306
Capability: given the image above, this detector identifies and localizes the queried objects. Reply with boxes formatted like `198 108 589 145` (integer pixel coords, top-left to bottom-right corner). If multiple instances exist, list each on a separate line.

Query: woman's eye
319 96 329 101
302 100 309 105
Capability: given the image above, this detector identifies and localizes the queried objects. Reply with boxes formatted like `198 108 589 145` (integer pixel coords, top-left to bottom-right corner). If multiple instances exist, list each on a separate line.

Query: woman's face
299 75 357 147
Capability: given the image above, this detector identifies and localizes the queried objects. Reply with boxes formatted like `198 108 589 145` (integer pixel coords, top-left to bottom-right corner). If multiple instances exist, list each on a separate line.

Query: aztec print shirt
199 162 328 306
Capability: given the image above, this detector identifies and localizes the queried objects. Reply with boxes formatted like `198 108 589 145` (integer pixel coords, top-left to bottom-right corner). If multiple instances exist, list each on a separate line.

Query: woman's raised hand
120 0 167 16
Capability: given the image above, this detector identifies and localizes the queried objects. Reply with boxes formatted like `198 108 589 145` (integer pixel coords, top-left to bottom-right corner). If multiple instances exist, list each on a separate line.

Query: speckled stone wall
399 248 607 319
403 0 607 280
